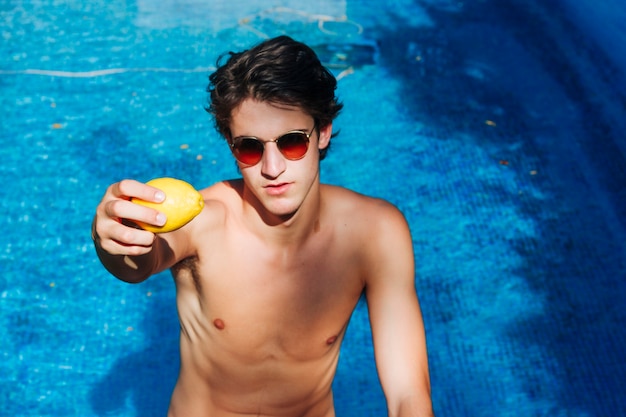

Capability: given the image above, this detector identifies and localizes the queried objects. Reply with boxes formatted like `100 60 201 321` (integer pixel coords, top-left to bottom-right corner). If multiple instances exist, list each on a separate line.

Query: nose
260 142 286 179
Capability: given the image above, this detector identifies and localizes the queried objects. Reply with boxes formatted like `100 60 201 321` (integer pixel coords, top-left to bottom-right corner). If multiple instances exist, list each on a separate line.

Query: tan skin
93 99 434 417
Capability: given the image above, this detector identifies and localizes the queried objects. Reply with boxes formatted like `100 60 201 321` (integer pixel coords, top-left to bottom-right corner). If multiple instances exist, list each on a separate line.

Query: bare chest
173 231 364 360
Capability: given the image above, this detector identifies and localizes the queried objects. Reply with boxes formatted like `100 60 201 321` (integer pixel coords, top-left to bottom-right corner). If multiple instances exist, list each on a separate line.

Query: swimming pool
2 0 625 416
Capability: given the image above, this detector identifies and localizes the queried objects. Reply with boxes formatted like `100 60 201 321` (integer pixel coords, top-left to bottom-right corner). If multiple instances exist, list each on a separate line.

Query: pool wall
1 0 625 416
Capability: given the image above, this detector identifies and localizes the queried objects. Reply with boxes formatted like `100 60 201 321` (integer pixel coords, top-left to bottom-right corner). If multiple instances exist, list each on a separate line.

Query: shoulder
187 180 244 235
322 185 414 281
167 180 242 260
321 184 408 231
321 184 412 264
200 179 243 201
198 180 244 210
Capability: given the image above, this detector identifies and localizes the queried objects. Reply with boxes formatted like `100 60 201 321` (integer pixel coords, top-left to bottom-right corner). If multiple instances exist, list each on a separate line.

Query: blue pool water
2 1 625 416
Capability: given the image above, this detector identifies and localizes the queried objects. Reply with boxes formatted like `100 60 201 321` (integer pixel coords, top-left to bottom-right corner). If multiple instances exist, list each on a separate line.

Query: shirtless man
92 36 434 417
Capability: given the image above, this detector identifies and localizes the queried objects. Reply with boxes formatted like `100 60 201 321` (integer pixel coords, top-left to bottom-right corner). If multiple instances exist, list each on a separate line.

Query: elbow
388 389 434 417
102 258 152 284
96 249 156 284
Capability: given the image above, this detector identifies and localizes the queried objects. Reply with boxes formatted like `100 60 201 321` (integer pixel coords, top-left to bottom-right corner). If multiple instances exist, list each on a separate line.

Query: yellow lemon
132 177 204 233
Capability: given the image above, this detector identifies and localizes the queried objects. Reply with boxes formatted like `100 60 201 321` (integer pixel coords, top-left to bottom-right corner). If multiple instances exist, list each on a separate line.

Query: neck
241 181 323 247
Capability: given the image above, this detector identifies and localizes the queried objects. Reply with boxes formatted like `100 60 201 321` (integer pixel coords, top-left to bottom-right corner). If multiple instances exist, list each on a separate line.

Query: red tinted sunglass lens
234 138 263 165
277 133 309 160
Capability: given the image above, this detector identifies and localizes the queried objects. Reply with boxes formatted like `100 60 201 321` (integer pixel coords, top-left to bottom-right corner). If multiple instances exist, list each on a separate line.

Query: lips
264 182 291 196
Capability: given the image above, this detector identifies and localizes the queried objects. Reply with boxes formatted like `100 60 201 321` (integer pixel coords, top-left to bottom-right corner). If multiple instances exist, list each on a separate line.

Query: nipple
213 318 225 330
326 335 338 345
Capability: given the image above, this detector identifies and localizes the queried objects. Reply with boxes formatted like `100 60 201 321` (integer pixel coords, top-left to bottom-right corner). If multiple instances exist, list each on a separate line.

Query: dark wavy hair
206 36 343 160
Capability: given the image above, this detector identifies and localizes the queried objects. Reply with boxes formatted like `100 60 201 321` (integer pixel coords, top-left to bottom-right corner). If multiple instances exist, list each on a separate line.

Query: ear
317 123 333 150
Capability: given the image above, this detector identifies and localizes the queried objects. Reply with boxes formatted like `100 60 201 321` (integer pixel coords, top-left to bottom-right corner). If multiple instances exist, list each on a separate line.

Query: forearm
390 395 434 417
92 220 159 283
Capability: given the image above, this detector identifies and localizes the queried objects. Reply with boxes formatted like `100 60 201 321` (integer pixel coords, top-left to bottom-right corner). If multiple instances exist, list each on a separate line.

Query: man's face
229 99 331 220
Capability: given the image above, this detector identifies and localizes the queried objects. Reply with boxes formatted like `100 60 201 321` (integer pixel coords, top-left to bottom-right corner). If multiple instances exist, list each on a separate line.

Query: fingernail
155 191 165 202
156 213 167 225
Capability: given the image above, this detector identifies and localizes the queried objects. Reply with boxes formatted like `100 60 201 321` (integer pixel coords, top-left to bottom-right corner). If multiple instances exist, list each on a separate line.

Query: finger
111 179 166 203
104 199 167 229
111 222 155 247
96 218 156 255
101 235 154 256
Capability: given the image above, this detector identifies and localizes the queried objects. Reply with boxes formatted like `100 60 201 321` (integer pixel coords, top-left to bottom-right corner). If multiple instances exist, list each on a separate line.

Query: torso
167 181 371 417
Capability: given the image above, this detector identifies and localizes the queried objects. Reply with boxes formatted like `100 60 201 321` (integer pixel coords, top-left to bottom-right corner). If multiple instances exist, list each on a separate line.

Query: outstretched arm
364 202 434 417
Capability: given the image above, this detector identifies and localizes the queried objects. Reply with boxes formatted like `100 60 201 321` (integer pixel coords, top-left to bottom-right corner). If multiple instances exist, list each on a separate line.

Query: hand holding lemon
132 177 204 233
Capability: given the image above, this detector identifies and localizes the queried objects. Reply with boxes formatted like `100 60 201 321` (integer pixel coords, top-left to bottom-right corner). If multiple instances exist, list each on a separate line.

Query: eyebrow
231 127 312 141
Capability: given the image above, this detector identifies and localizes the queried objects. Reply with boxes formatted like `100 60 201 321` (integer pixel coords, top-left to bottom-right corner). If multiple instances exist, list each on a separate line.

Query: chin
265 201 300 221
270 206 298 219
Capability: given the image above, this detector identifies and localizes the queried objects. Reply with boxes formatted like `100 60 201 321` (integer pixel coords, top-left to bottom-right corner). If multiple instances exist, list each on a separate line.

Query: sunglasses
229 126 315 166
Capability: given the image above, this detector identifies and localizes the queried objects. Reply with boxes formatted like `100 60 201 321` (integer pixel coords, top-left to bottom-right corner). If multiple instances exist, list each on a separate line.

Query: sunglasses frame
229 125 316 166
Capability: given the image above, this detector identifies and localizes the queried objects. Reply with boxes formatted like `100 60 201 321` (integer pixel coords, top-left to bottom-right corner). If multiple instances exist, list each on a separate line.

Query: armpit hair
171 256 202 293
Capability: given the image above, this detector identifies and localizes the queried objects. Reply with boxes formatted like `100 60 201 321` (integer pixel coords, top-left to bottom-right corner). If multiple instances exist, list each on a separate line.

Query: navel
213 318 225 330
326 335 338 345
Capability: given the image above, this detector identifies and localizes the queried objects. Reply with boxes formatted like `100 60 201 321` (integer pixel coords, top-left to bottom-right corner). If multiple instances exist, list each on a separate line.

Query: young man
93 36 434 417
